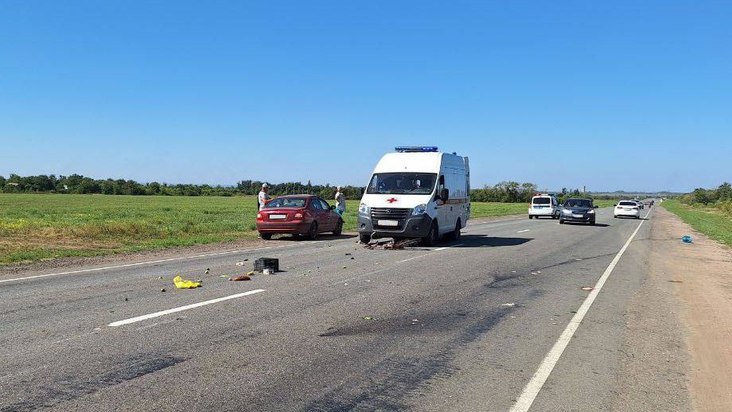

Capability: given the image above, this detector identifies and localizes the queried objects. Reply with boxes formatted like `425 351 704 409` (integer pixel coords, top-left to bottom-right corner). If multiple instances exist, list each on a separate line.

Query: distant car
614 200 641 219
256 195 343 240
559 198 597 225
632 199 644 209
528 194 560 219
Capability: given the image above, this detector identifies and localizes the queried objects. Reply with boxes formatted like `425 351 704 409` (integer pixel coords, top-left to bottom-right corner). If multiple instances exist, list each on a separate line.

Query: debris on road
581 286 593 291
160 288 166 292
236 261 245 266
205 268 210 274
173 275 202 289
669 279 684 283
681 235 693 244
364 238 420 250
229 274 251 281
363 316 374 320
255 257 279 273
501 303 517 307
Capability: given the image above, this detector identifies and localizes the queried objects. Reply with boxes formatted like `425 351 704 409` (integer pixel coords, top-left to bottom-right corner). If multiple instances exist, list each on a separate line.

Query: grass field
662 199 732 248
0 194 533 264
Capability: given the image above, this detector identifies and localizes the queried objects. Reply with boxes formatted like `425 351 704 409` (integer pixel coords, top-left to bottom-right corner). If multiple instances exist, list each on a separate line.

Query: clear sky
1 0 730 192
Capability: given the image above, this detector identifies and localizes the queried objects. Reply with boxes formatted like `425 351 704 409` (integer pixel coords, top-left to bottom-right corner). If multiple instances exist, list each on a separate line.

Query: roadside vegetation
0 173 624 264
662 182 732 247
0 194 531 264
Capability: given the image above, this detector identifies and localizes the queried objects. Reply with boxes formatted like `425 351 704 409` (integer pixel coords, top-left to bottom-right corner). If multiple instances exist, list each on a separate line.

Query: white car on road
528 194 560 219
614 200 641 219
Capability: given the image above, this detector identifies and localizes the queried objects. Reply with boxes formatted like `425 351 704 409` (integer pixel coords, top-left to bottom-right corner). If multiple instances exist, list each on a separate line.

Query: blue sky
1 0 730 192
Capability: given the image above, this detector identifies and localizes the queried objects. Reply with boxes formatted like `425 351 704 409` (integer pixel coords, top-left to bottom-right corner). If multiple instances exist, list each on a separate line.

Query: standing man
334 186 346 216
258 183 271 210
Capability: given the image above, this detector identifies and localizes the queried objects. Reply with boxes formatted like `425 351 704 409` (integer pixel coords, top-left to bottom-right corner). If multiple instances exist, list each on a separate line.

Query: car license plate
269 214 286 220
573 214 584 218
378 219 398 226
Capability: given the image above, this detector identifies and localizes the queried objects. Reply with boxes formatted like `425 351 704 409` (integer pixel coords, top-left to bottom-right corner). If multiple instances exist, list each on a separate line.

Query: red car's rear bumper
256 219 312 235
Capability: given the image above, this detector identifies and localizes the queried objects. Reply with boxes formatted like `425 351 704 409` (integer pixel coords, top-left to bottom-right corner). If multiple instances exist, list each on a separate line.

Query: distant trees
470 181 539 203
0 174 363 199
1 173 617 205
682 182 732 205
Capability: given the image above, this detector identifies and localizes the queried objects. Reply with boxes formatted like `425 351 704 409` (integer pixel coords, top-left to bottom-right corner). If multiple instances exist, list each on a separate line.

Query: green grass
0 194 264 264
662 199 732 247
470 202 528 217
593 199 618 208
0 194 531 264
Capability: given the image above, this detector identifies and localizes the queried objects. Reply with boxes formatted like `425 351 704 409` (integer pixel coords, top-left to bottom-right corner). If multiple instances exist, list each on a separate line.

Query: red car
256 195 344 240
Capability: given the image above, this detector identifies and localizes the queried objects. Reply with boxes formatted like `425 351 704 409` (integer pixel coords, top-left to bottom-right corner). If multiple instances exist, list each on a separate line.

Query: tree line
471 182 593 203
680 182 732 215
0 173 595 203
0 174 364 199
681 182 732 205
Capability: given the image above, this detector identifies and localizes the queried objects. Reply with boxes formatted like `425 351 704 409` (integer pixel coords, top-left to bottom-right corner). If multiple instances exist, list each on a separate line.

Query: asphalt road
1 207 661 411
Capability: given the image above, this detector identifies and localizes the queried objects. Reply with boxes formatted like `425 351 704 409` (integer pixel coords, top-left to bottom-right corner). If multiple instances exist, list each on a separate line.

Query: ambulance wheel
421 221 439 247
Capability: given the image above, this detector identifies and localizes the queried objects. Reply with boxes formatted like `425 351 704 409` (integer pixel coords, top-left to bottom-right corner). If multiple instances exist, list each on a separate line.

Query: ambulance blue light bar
395 146 439 153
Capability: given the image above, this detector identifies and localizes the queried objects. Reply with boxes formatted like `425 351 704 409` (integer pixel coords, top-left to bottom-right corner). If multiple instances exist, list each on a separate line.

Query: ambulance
357 146 470 246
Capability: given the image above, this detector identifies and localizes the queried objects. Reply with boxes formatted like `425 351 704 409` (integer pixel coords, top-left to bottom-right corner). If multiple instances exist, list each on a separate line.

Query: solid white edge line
108 289 265 327
517 229 530 233
0 241 323 284
3 215 527 285
510 209 650 412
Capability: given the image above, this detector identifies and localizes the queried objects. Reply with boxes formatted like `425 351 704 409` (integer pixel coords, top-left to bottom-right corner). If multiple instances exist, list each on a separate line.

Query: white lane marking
108 289 265 327
434 247 449 251
0 243 306 284
517 229 530 233
510 208 651 412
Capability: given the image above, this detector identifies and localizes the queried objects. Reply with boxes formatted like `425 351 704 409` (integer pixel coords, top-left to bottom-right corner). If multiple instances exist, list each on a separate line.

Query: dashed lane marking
108 289 266 327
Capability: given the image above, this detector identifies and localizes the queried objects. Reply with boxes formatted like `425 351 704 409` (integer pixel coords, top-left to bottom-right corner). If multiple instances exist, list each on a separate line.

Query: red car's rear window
265 198 307 208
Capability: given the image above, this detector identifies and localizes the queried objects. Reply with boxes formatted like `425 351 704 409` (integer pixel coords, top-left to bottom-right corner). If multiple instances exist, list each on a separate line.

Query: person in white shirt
334 186 346 216
258 184 271 211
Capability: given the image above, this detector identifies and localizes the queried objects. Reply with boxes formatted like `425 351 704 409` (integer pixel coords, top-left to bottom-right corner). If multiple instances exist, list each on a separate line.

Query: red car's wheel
333 219 343 236
307 222 318 240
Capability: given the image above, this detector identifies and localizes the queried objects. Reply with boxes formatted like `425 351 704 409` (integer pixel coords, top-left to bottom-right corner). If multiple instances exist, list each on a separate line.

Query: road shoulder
614 206 732 411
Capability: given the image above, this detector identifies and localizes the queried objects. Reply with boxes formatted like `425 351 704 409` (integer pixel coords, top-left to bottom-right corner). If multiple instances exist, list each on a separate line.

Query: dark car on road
559 198 598 225
256 195 343 240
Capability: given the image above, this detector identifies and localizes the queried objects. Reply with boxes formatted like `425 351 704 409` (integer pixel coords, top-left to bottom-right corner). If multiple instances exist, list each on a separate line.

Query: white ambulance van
357 146 470 246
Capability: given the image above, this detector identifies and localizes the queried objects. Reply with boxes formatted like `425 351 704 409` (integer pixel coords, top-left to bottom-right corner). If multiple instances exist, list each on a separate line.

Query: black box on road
254 257 279 272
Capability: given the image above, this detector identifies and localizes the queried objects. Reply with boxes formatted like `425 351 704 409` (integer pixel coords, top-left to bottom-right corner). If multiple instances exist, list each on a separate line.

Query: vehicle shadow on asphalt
451 235 532 248
561 223 611 227
264 234 357 242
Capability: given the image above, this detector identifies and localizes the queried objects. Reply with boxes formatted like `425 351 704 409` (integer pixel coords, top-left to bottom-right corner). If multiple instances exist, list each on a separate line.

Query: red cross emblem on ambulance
386 197 398 203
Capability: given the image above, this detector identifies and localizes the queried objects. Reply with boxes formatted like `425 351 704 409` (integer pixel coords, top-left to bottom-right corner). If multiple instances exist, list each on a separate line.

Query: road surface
0 206 692 411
